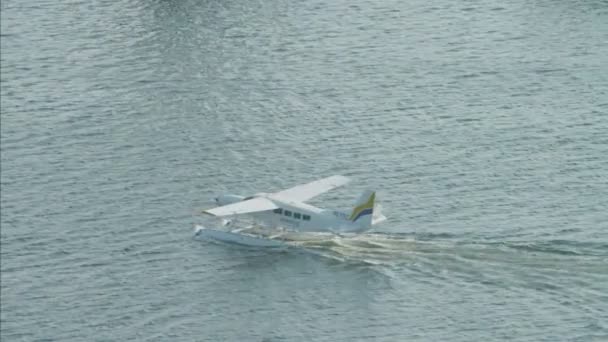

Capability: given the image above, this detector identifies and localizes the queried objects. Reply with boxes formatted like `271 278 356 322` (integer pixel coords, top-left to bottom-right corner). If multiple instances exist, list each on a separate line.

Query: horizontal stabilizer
372 204 387 225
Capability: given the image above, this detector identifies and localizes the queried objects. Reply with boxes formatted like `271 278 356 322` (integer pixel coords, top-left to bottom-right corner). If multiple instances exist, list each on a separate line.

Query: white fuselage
215 194 368 233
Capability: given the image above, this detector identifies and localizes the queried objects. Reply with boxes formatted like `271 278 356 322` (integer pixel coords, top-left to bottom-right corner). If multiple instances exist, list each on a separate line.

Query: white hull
194 225 286 247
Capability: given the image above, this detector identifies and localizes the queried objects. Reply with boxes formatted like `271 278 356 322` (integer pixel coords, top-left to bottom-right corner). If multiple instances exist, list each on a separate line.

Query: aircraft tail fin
349 190 376 229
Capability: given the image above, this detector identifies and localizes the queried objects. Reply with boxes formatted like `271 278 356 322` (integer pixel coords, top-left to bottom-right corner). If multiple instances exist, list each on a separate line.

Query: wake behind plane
195 175 386 246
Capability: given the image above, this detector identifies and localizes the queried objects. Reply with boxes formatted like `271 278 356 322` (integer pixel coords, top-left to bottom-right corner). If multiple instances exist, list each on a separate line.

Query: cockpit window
273 208 283 214
293 213 301 219
284 210 292 217
303 215 311 221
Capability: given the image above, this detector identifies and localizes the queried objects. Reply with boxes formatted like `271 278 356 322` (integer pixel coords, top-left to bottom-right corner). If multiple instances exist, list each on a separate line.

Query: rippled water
2 0 607 340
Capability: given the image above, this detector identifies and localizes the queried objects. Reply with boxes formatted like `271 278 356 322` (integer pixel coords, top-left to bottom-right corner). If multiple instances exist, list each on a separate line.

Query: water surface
1 0 607 340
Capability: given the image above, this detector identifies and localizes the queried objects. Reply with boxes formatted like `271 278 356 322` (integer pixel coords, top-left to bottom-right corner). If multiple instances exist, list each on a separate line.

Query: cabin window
284 210 292 217
294 213 301 219
303 215 311 221
273 208 282 214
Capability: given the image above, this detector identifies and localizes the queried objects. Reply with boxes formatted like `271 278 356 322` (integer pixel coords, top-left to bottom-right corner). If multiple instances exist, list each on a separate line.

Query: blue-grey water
1 0 607 341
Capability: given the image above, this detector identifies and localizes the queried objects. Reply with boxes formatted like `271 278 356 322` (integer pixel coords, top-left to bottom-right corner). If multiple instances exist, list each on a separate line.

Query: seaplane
194 175 387 247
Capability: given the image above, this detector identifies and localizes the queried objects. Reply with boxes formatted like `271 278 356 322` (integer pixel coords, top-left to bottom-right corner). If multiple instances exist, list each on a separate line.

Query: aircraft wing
273 175 351 202
202 197 278 217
